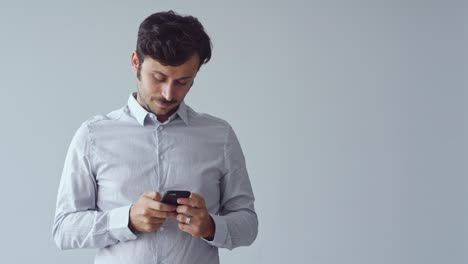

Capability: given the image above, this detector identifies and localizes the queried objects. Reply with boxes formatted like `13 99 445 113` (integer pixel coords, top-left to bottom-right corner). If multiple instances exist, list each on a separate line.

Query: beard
136 80 192 117
139 92 179 116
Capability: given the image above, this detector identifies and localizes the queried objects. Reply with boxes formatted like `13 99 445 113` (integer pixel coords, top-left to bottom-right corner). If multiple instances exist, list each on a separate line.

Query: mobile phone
160 190 191 205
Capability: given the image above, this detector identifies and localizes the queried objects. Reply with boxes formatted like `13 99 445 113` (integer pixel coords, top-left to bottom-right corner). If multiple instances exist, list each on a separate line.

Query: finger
145 197 177 212
143 216 165 225
176 205 200 216
143 191 161 201
176 214 195 225
178 223 195 236
189 192 206 207
177 193 205 208
146 209 178 219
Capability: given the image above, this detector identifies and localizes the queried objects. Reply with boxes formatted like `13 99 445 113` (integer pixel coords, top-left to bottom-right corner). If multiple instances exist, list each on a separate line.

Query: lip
157 101 173 109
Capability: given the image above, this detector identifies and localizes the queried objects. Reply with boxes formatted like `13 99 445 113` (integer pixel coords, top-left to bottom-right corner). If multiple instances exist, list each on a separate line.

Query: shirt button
158 126 163 131
160 155 164 161
159 227 165 231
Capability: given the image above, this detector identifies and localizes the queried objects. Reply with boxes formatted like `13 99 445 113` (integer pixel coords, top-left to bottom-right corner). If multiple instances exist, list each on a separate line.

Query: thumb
143 191 160 201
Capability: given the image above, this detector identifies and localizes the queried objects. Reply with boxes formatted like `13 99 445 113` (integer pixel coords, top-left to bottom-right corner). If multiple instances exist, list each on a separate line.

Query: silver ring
185 216 191 225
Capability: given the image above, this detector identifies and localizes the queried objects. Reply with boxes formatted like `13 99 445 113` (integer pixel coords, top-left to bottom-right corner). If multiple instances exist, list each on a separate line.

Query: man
52 10 258 264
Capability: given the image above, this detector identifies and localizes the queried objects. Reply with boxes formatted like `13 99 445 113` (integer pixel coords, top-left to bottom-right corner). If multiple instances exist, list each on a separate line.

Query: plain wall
0 1 465 263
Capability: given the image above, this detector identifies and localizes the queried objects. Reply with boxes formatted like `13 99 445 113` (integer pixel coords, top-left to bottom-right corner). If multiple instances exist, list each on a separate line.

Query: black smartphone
160 190 191 205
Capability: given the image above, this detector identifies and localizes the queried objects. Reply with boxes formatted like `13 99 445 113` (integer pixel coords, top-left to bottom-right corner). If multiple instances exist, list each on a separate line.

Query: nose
161 82 175 101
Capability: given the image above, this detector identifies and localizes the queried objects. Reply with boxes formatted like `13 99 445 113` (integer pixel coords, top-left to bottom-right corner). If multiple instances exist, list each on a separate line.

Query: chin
153 106 172 115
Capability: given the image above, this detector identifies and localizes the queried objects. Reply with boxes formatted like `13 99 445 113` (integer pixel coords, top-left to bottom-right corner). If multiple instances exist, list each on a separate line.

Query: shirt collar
176 100 190 125
127 92 189 126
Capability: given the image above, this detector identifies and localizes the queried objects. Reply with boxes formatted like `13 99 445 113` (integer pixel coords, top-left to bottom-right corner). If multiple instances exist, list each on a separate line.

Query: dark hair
136 10 212 78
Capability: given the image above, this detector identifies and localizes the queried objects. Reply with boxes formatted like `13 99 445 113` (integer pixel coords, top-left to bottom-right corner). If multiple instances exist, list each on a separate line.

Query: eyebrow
152 70 193 80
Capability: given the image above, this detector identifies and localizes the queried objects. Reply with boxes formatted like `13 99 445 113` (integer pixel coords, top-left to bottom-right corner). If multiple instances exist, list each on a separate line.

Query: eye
177 81 189 86
153 75 165 82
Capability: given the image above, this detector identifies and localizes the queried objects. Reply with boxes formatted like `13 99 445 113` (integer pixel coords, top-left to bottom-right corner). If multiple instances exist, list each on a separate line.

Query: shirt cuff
202 214 228 248
107 205 139 242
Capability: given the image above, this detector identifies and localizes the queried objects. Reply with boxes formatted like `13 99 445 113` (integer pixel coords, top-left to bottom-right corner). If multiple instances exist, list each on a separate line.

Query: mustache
153 97 178 104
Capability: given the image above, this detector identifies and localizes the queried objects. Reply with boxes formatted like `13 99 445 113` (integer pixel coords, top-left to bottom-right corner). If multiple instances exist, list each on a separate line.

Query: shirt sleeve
52 122 138 250
203 125 259 249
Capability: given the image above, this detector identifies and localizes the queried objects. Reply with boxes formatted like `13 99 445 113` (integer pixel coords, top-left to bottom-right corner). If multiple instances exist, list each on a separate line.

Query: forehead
141 54 200 77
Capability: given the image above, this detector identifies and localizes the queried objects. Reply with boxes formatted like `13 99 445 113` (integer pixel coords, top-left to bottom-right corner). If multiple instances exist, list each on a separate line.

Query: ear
131 51 139 74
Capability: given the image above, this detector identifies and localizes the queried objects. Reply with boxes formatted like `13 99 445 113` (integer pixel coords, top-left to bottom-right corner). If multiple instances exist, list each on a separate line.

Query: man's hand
129 191 177 233
176 193 215 240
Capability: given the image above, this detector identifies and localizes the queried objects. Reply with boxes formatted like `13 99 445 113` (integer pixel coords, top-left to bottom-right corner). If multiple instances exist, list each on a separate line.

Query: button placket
156 124 165 190
153 125 161 190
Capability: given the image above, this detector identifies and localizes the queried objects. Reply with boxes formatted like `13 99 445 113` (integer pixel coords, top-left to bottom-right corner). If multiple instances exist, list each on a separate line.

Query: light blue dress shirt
52 93 258 264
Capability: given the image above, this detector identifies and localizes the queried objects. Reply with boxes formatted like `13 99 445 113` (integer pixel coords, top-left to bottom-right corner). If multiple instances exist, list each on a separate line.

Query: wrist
128 204 139 234
203 215 216 241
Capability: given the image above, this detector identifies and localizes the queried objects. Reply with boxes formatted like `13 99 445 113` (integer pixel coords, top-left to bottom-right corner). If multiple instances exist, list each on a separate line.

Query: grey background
0 0 465 263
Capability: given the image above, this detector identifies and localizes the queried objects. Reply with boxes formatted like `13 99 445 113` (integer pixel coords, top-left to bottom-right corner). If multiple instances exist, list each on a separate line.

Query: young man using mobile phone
52 10 258 263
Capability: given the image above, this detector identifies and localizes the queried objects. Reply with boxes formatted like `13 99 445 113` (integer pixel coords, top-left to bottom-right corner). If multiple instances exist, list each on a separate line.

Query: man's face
131 51 199 122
